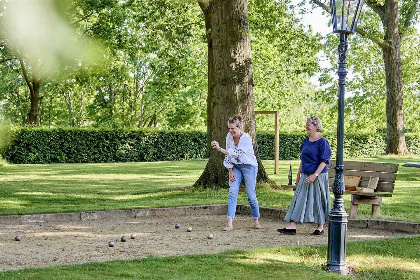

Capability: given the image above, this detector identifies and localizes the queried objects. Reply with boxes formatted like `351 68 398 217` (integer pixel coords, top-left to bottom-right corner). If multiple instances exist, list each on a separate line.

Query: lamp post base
327 203 348 276
326 264 348 276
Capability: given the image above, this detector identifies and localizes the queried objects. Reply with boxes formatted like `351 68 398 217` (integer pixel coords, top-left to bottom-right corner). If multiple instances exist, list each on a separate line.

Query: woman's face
228 122 242 138
306 120 317 135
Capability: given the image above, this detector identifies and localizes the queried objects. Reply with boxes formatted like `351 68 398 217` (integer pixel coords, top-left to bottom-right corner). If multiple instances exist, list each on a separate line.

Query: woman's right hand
295 174 301 185
211 140 220 150
229 169 236 182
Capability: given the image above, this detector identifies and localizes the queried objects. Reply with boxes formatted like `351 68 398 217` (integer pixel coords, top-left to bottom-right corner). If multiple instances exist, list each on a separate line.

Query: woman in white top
211 115 261 231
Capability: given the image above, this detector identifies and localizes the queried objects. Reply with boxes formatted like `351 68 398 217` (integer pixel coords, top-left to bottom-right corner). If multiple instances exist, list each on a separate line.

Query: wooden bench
328 160 399 218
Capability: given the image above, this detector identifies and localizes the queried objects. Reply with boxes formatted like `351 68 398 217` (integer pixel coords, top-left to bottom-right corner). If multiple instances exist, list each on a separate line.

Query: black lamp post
327 0 364 275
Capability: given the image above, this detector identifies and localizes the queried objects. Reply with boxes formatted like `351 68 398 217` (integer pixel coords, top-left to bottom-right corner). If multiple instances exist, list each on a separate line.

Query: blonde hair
227 115 243 129
307 116 323 132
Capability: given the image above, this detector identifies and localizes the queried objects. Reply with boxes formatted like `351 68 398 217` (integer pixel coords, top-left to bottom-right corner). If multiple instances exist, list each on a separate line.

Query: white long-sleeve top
223 132 258 168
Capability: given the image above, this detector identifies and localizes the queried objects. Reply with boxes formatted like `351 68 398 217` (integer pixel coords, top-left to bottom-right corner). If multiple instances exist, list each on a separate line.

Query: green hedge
1 128 419 164
1 128 207 164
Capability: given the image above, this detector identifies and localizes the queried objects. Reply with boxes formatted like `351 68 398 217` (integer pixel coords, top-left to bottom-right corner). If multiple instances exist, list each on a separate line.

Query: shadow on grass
1 237 419 280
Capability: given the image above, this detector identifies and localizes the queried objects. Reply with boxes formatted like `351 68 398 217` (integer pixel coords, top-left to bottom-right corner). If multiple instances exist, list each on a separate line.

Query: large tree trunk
19 57 42 125
27 81 41 125
195 0 270 188
382 0 408 155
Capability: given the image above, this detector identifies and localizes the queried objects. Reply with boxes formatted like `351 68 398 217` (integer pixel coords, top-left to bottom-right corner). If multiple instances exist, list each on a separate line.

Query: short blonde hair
307 116 323 132
227 115 243 129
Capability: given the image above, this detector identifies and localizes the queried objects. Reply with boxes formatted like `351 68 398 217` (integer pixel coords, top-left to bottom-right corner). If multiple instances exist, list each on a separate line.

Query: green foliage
0 120 13 150
257 132 307 160
318 7 420 134
0 0 327 133
1 128 207 164
259 133 420 159
405 134 420 155
249 0 324 132
2 128 419 164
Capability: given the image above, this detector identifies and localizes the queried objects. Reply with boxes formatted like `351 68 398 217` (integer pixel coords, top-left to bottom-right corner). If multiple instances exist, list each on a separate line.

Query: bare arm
295 162 302 185
304 162 327 184
211 140 228 155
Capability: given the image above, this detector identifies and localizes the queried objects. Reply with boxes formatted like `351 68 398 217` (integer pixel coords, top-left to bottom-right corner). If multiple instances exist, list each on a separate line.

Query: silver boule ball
108 241 115 247
175 223 180 229
131 233 137 239
207 234 214 239
121 236 127 242
187 227 192 232
15 235 22 241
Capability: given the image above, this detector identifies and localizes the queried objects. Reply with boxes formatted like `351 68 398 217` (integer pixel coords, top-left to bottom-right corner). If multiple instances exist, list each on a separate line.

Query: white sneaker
254 222 262 229
223 226 233 231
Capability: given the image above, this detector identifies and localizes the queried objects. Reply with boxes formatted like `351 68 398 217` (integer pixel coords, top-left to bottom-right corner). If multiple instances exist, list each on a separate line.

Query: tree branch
365 0 385 22
0 57 16 64
355 26 388 49
311 0 387 49
403 0 419 28
18 57 34 93
71 11 97 25
311 0 330 13
197 0 210 11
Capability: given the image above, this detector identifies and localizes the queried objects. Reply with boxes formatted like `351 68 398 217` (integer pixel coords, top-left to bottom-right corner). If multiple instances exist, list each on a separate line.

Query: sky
295 3 331 36
292 2 419 88
296 1 420 36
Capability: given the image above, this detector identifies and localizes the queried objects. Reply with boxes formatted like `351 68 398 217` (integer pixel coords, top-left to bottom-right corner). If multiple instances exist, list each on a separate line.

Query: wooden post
255 111 279 174
274 111 279 174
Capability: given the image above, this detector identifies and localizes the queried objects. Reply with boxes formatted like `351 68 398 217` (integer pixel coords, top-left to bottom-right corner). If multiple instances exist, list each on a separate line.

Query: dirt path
0 212 414 271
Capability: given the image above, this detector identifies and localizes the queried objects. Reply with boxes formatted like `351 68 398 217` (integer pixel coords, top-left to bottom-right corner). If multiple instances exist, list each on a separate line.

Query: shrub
1 128 419 163
1 128 207 164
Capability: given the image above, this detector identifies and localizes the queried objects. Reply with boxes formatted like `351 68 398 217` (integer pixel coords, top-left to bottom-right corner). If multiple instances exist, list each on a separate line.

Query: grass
0 156 419 222
0 156 419 279
0 236 418 279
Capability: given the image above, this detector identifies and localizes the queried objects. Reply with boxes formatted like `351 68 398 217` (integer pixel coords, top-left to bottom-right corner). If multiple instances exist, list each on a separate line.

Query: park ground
0 156 419 279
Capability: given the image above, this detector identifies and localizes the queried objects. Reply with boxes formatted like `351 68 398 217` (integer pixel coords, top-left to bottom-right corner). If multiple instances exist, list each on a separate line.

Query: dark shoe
310 229 324 235
277 228 296 235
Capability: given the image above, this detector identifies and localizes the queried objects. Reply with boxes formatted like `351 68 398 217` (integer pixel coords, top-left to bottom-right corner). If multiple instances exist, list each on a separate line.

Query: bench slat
328 179 394 193
328 170 397 183
346 191 393 197
329 160 398 173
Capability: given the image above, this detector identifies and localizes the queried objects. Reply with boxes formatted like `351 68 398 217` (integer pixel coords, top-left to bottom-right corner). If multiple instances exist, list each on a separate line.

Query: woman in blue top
278 116 332 235
211 115 261 231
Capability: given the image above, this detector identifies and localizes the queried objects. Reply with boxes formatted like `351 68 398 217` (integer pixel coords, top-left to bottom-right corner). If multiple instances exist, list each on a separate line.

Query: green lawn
0 236 418 279
0 156 419 278
1 156 419 222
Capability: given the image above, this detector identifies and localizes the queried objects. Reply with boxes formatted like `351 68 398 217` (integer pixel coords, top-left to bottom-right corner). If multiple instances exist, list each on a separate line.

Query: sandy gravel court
0 205 417 271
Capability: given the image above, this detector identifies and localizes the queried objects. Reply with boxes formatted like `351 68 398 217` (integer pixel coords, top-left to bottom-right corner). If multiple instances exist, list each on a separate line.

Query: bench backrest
327 161 399 193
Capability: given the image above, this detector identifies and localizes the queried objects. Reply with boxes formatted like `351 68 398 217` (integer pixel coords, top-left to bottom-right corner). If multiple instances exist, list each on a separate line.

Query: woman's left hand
304 174 317 184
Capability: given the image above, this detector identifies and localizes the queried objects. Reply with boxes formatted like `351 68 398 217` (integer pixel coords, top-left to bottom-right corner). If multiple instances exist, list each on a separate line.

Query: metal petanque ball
121 236 128 242
207 234 214 239
108 241 115 247
131 233 137 239
187 227 192 232
175 223 180 229
15 235 22 241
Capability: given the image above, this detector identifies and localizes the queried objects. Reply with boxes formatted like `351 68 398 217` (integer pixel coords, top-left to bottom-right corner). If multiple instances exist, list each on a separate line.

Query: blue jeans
227 164 260 219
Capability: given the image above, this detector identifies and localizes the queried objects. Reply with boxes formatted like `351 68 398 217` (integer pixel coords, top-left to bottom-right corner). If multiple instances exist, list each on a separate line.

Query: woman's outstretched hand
211 140 220 150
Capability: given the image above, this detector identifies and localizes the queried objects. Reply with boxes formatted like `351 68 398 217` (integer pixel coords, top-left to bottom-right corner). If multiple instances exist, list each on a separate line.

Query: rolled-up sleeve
223 133 257 168
319 138 332 164
223 155 234 168
227 136 252 159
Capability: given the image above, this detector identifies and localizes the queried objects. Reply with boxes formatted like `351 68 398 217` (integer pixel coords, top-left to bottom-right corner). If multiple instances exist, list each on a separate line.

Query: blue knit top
300 137 332 174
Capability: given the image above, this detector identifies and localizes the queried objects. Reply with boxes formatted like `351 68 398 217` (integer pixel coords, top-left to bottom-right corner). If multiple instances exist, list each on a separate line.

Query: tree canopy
0 0 418 138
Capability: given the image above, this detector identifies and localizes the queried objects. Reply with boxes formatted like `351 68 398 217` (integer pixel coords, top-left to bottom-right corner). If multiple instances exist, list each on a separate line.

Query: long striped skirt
285 173 330 224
